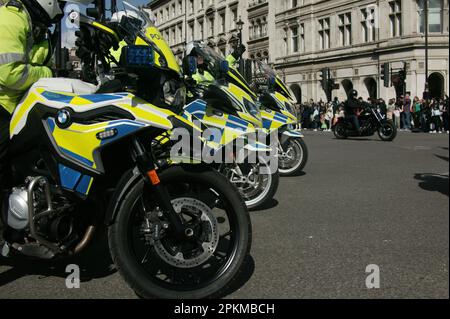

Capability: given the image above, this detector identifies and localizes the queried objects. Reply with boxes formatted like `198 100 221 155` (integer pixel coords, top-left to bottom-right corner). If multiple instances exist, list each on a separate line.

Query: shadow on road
435 154 449 162
331 137 384 142
249 198 279 211
281 171 306 178
0 234 116 288
414 173 449 197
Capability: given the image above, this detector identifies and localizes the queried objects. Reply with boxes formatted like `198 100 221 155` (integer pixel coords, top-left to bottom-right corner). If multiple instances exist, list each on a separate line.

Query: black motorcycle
333 103 397 142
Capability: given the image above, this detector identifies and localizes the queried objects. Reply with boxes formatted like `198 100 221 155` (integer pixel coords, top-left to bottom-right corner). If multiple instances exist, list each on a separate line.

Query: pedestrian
386 98 395 121
401 95 412 130
393 104 401 128
412 96 422 129
442 95 449 133
325 104 333 131
430 98 442 134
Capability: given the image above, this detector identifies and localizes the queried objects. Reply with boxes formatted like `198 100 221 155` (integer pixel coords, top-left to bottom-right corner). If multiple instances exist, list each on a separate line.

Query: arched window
428 72 445 99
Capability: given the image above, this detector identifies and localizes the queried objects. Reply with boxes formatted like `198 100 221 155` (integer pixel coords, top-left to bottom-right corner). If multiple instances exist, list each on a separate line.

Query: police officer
0 0 92 198
345 89 362 133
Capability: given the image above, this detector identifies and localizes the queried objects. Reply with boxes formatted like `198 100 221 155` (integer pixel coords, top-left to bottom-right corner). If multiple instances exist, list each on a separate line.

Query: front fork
131 138 186 238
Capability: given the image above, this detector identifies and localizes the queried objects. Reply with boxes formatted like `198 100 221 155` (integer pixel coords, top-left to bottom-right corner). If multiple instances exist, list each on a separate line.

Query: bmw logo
56 109 71 128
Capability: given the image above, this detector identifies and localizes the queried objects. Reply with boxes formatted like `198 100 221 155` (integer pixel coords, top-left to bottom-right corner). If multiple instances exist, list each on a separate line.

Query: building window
318 18 330 50
291 26 299 53
339 12 352 46
199 20 204 39
189 0 194 14
299 23 305 52
188 23 194 42
283 28 288 55
389 0 402 37
209 16 214 37
178 1 183 14
361 7 376 42
165 30 170 44
262 18 267 37
219 12 225 34
171 4 175 18
178 25 183 44
418 0 444 33
291 0 297 8
199 0 204 10
231 7 238 29
171 28 175 45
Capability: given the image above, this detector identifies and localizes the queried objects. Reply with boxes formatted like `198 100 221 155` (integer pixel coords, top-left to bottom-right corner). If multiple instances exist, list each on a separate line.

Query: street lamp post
236 17 245 76
236 17 244 45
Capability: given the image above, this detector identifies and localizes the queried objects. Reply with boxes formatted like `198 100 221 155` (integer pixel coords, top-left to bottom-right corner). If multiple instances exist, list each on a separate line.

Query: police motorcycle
251 61 308 176
181 42 279 210
333 101 397 141
75 6 278 211
0 4 252 299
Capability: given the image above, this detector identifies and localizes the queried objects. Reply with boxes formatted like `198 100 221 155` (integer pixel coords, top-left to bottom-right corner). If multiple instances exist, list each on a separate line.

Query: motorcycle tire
279 137 308 176
333 123 348 139
108 164 252 299
378 120 397 142
233 156 279 210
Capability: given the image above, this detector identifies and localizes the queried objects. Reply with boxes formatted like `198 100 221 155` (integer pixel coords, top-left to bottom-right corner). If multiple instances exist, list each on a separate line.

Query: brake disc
153 198 219 269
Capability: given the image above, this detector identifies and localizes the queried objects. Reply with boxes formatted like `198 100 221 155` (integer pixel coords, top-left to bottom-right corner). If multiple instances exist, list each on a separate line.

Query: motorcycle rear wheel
108 165 251 299
333 123 348 139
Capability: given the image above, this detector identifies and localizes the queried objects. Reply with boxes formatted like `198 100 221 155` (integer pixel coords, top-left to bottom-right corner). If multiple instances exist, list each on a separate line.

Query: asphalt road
1 131 448 299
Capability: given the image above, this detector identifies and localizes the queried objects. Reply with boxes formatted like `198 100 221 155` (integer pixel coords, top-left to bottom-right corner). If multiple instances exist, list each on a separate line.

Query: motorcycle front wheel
278 137 308 176
223 156 279 210
108 165 251 299
378 120 397 142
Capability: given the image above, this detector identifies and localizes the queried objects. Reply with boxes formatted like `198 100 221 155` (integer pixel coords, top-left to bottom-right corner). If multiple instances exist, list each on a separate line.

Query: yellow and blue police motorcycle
251 61 308 176
180 43 279 210
0 3 251 299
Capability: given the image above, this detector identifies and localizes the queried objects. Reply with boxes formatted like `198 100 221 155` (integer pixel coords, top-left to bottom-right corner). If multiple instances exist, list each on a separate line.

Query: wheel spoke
141 247 152 264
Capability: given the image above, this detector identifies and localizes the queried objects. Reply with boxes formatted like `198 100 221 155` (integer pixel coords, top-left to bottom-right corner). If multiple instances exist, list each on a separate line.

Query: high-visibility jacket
0 0 52 114
192 70 215 85
192 54 238 85
226 54 238 69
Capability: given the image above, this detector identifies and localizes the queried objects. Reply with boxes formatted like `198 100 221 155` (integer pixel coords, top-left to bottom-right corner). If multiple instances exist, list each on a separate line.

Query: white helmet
34 0 93 21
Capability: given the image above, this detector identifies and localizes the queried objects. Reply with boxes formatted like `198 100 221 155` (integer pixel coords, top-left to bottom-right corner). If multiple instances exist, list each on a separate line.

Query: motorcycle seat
29 78 98 95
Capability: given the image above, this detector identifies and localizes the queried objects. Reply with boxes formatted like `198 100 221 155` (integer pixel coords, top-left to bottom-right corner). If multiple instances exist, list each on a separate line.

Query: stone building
147 0 250 64
147 0 449 102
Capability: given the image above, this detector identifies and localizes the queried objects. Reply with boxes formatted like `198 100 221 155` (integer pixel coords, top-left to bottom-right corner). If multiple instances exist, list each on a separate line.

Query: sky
62 0 150 48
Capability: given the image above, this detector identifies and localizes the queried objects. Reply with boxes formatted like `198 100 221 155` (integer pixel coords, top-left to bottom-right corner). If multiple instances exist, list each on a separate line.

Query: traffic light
381 62 390 87
319 68 329 90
